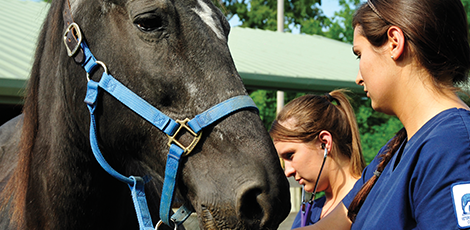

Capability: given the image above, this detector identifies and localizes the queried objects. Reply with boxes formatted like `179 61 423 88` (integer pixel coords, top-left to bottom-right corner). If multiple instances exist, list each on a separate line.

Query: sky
229 0 341 27
322 0 341 17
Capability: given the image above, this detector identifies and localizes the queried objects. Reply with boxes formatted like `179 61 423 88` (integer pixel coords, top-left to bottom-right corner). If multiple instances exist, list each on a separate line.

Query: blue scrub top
343 108 470 229
291 196 326 229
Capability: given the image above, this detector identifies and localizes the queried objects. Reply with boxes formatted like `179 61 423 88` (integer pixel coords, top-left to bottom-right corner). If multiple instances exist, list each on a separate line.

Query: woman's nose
355 71 364 86
283 161 295 177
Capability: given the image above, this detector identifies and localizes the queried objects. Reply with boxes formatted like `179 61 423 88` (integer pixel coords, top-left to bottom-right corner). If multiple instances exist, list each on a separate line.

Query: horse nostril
238 187 275 228
239 188 264 222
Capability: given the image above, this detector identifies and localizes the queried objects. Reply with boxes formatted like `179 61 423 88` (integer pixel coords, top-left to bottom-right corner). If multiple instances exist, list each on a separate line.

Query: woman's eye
135 15 163 32
353 49 361 60
282 152 294 160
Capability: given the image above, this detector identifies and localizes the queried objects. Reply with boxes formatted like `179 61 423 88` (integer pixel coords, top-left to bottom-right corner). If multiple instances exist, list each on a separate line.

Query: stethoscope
300 143 328 227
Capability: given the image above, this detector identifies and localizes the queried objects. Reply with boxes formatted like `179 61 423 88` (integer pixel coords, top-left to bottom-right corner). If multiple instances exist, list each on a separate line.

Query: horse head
0 0 290 229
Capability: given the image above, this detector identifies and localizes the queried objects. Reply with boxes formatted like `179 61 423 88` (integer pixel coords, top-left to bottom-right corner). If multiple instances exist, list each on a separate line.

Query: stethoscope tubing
301 146 328 227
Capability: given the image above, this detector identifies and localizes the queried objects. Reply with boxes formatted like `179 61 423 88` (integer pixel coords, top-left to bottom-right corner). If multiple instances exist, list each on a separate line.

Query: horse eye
134 15 163 32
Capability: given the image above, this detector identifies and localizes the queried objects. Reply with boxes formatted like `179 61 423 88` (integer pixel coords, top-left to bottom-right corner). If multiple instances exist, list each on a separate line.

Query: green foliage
250 90 277 129
213 0 326 32
301 0 360 43
213 0 360 41
250 90 308 130
461 0 470 34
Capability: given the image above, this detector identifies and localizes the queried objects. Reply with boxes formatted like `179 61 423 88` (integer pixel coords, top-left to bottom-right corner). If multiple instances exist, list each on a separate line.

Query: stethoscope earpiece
321 143 327 156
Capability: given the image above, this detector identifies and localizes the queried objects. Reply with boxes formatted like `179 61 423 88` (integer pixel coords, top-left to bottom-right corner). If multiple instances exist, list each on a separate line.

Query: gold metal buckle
86 61 108 82
166 118 202 157
63 22 82 57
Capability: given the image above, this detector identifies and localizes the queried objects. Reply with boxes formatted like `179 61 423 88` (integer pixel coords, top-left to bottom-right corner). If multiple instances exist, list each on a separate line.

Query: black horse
0 0 290 229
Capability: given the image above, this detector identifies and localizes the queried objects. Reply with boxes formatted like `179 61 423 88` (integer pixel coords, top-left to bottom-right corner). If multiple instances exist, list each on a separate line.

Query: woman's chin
303 186 314 193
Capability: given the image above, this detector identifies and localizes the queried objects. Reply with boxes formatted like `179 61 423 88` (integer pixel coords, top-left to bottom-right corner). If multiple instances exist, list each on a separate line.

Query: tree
213 0 327 32
213 0 360 41
461 0 470 34
300 0 360 42
250 90 309 130
250 90 277 130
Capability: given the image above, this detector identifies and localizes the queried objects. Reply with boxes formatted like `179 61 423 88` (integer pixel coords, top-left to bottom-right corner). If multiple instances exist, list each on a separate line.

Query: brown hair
353 0 470 89
269 89 365 177
348 0 470 222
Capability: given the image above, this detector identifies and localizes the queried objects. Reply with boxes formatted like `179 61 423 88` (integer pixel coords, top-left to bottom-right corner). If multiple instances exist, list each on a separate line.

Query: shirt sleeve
411 129 470 229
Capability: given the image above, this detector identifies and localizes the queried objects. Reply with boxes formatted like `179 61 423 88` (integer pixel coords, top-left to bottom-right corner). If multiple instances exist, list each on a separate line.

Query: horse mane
1 1 64 227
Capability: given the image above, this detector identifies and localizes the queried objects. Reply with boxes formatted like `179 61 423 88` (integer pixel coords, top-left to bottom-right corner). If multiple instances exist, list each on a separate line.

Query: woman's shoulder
406 108 470 158
413 108 470 145
405 108 470 191
428 108 470 131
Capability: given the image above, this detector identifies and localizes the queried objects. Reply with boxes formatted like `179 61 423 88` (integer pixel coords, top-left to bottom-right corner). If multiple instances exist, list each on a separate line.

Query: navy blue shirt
291 196 326 229
343 108 470 229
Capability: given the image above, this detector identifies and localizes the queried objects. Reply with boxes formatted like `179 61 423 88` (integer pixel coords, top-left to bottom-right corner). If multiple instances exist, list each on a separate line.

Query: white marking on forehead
192 0 226 41
69 0 79 15
187 82 199 97
69 0 116 16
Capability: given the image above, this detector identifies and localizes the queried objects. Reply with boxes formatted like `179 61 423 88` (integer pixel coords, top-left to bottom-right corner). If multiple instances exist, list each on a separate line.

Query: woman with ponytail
270 89 366 228
297 0 470 229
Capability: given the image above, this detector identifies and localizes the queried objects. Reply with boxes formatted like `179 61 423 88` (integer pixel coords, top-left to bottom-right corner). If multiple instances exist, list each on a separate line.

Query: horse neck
20 67 142 229
21 65 139 229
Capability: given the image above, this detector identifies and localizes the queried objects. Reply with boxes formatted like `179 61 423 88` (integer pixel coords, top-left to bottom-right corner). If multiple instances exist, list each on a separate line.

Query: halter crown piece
62 1 259 229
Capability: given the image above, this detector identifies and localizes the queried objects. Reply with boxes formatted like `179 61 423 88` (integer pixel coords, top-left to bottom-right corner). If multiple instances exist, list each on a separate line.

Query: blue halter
64 21 258 230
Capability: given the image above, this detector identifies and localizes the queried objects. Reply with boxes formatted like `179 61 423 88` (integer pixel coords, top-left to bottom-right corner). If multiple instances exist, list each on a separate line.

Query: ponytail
347 128 407 222
329 90 366 177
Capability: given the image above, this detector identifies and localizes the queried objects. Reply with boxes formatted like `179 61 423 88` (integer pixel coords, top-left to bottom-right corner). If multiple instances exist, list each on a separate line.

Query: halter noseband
62 1 258 229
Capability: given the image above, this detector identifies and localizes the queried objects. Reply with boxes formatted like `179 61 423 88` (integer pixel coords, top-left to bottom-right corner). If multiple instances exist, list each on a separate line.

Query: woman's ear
387 25 405 61
318 130 333 153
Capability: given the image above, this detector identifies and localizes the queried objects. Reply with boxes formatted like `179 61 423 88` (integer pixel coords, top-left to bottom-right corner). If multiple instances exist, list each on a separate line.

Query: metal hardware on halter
155 220 177 230
63 22 82 57
86 61 108 82
166 118 202 157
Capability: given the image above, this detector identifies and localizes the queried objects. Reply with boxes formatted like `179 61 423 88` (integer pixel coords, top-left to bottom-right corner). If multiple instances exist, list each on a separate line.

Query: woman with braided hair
270 89 365 228
297 0 470 229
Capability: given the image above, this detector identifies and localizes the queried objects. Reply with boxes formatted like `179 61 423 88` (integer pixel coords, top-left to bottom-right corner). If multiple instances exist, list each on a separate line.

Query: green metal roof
0 0 49 104
0 0 361 105
228 27 361 92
